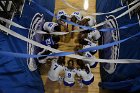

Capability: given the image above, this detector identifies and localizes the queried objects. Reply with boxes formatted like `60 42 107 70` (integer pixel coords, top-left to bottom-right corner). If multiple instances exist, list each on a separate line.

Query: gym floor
40 0 101 93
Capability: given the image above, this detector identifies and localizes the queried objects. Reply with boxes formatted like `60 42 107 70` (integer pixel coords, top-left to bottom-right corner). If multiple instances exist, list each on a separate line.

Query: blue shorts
90 62 98 68
63 80 75 87
82 76 94 85
90 50 97 55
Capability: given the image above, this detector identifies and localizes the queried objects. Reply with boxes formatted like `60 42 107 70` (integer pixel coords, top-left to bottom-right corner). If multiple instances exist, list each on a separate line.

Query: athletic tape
65 2 140 28
116 2 140 19
0 24 140 63
31 0 140 29
47 32 140 56
0 51 43 58
99 22 139 32
31 0 101 29
92 2 140 28
0 24 97 63
62 0 139 16
0 0 139 63
0 1 139 35
0 51 140 63
61 0 79 10
0 16 86 35
0 17 68 35
0 16 139 35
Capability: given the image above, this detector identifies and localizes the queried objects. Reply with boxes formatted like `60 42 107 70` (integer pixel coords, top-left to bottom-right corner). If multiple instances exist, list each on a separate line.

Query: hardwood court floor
40 0 101 93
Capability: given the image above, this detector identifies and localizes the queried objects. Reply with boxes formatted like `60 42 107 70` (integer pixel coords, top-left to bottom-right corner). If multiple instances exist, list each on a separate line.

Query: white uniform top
43 22 58 33
83 51 96 66
83 38 97 52
48 59 64 81
83 16 96 26
38 51 58 64
82 39 97 66
71 11 83 21
64 67 76 84
56 10 68 20
76 64 93 81
87 30 101 41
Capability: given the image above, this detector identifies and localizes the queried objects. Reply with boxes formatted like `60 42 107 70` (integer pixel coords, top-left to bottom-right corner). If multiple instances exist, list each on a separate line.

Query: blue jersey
37 36 55 55
41 36 55 47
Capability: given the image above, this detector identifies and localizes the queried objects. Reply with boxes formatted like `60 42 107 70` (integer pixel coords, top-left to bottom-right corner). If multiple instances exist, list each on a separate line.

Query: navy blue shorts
63 80 75 87
90 62 98 68
82 76 94 85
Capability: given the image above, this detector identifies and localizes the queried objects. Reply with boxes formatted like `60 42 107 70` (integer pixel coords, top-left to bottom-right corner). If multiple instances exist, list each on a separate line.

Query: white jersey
71 11 83 21
76 64 93 81
82 39 97 66
83 38 97 52
83 16 96 26
83 51 96 66
56 10 69 20
48 59 64 81
37 50 58 64
87 30 101 41
43 22 58 33
64 67 76 84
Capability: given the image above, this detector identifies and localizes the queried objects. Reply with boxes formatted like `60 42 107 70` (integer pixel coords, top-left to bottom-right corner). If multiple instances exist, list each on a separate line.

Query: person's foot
58 77 63 85
58 80 62 85
79 82 83 88
78 80 83 88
